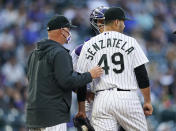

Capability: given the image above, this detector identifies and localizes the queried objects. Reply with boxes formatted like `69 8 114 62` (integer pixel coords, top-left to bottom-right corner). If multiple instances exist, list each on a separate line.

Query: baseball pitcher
76 7 153 131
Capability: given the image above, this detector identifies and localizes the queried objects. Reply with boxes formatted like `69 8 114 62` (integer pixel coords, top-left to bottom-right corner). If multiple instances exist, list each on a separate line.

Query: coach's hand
143 102 153 116
89 66 103 79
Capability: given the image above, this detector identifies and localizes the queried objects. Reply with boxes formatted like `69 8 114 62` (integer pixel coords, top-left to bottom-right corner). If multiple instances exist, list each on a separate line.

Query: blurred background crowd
0 0 176 131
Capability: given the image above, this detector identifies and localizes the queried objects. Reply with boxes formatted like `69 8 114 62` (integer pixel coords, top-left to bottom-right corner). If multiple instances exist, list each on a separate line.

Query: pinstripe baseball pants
91 89 148 131
28 123 67 131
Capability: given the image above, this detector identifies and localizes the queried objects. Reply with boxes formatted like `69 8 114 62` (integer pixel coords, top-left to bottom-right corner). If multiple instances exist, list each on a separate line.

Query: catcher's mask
90 6 109 34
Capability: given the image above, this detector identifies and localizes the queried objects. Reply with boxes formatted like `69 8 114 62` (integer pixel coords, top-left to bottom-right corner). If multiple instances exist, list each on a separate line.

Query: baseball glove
73 117 95 131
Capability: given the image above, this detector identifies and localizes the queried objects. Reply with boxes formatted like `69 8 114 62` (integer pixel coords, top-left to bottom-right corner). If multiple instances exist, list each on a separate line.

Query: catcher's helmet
90 6 109 34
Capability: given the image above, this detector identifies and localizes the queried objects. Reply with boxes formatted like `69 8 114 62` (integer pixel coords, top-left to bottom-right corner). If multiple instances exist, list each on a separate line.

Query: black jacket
26 39 92 128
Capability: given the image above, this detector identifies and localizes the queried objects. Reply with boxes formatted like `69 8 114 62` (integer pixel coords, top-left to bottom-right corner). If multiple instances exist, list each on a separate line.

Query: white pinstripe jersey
76 31 149 92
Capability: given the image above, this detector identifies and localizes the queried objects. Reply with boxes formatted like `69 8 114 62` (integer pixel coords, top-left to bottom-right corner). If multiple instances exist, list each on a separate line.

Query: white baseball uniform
76 31 149 131
29 123 67 131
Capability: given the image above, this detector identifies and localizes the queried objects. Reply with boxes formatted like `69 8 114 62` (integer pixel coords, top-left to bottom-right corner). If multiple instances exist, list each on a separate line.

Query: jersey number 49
98 52 124 75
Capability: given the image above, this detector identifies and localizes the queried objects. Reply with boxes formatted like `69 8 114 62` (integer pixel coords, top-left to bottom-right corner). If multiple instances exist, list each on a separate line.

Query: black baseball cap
105 7 130 21
173 31 176 34
47 15 76 31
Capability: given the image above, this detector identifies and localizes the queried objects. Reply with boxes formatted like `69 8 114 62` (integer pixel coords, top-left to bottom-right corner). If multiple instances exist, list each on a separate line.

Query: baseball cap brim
120 16 131 21
64 23 77 28
123 17 131 21
70 24 77 28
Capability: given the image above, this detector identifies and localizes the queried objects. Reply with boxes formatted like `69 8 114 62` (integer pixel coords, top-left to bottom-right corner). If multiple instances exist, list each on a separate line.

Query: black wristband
77 85 87 102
